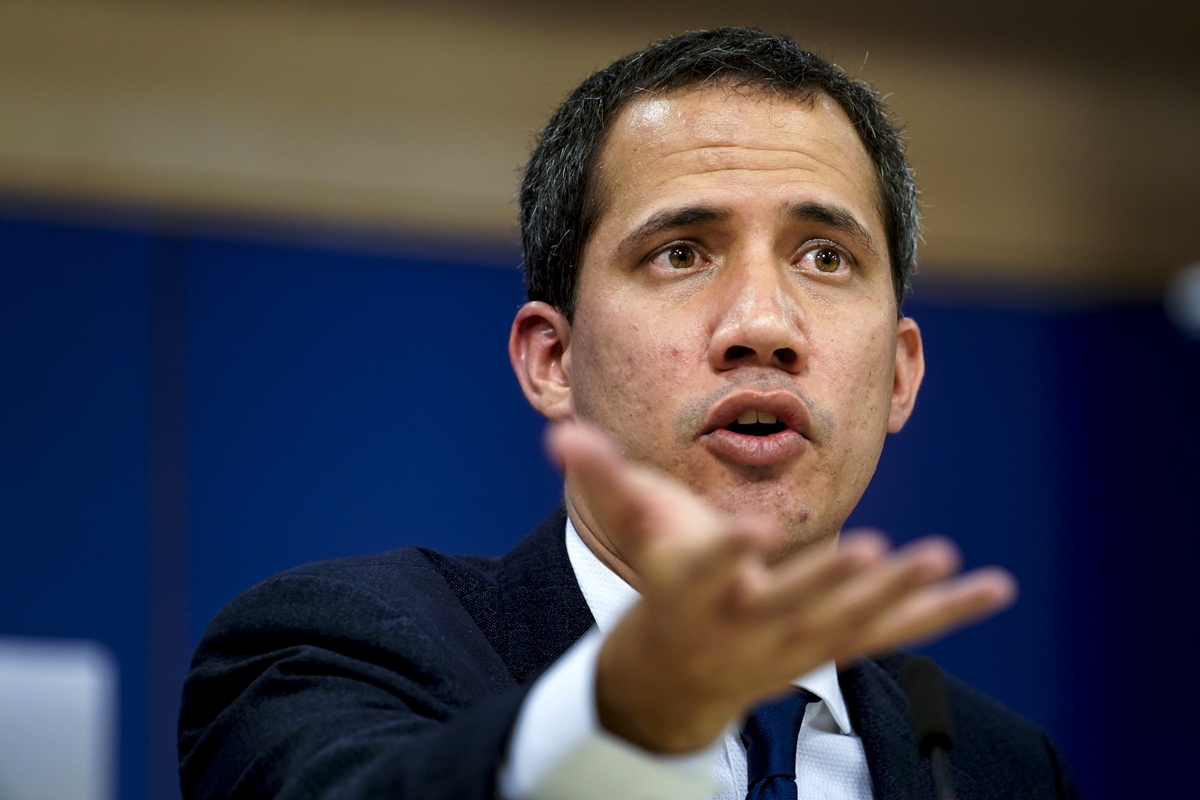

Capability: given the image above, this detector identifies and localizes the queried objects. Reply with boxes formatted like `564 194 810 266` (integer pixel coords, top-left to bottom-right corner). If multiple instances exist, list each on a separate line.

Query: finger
812 536 961 622
549 421 646 534
733 531 889 617
850 567 1018 656
677 512 776 586
550 422 770 591
779 536 963 652
551 421 701 555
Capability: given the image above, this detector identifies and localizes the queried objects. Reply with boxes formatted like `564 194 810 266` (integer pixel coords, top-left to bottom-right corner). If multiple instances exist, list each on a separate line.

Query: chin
702 481 829 541
759 520 838 565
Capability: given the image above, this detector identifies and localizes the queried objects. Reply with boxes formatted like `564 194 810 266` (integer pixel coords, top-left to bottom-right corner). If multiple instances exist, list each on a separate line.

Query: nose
708 258 807 373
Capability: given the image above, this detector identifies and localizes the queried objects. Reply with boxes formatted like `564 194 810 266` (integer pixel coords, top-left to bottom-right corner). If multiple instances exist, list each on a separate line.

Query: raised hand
550 421 1017 754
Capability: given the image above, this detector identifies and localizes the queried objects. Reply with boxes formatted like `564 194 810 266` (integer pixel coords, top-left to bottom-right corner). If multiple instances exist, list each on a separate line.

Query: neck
563 492 643 591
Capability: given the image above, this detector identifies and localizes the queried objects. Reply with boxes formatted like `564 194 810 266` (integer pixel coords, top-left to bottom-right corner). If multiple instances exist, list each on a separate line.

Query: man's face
562 86 923 552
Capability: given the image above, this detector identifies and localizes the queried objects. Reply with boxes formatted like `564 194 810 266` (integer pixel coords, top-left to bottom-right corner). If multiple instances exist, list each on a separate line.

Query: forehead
589 86 883 240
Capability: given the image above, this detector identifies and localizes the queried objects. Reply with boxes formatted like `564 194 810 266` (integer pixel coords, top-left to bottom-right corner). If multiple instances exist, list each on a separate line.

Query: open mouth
700 395 810 467
725 410 789 437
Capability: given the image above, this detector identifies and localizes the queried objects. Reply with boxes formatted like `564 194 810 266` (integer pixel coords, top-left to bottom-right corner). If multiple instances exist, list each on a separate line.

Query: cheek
817 318 898 429
570 314 683 430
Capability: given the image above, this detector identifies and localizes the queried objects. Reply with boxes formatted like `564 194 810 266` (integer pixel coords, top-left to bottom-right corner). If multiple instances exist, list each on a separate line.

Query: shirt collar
565 516 639 633
564 517 854 736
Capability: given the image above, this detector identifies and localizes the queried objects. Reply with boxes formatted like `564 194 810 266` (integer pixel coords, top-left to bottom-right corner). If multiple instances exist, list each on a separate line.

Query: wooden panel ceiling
1 0 1197 298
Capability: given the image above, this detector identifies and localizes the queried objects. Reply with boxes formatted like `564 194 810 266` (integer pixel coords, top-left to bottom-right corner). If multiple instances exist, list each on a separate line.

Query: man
180 28 1078 800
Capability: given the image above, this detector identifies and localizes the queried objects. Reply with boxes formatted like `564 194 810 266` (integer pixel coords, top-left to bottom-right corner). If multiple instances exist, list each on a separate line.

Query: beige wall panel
0 1 634 234
879 51 1200 294
2 0 1197 297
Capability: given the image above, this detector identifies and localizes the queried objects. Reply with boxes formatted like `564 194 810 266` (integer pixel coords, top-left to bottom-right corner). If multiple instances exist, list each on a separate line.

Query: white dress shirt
499 519 874 800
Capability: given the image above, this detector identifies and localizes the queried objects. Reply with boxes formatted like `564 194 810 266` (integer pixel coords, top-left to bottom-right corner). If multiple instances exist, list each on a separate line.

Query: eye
665 245 696 270
813 247 842 273
644 242 706 273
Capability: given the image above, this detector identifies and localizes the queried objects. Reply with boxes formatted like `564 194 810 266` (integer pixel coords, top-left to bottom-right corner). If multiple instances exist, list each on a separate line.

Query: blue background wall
2 212 1197 799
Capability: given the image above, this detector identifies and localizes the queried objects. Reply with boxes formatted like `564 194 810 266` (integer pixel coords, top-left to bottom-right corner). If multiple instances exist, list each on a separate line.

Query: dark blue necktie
742 689 814 800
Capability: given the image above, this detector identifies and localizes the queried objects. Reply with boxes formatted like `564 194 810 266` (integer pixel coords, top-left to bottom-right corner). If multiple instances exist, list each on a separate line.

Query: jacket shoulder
180 546 518 799
192 545 509 684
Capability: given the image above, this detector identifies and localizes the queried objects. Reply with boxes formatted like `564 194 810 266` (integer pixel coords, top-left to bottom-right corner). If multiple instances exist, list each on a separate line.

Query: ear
509 301 574 421
887 316 925 433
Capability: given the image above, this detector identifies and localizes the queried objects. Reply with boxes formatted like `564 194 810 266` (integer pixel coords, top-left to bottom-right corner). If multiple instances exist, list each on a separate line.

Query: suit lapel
840 656 936 800
841 655 979 800
497 506 596 683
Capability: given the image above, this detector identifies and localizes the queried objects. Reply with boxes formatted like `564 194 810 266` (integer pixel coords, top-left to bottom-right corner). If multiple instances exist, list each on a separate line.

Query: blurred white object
0 638 117 800
1164 263 1200 340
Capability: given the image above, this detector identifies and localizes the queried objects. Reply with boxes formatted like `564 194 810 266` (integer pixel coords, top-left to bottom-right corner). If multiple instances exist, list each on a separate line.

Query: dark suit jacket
179 508 1080 799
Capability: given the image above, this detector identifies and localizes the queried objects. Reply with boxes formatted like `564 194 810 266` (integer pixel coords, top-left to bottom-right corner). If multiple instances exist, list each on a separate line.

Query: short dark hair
519 27 919 318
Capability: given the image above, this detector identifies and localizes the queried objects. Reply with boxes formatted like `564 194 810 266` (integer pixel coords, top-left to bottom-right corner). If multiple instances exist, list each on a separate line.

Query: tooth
738 410 757 425
758 412 777 424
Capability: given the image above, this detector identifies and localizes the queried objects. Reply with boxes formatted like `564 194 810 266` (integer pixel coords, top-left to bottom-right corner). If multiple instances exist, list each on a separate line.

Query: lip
698 389 813 467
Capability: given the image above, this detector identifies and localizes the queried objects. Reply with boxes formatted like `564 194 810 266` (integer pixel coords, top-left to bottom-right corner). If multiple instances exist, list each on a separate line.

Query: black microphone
902 655 956 800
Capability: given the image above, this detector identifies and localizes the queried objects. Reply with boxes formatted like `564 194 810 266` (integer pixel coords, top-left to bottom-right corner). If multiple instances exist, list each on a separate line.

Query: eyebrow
614 201 879 261
614 206 731 260
787 201 878 256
